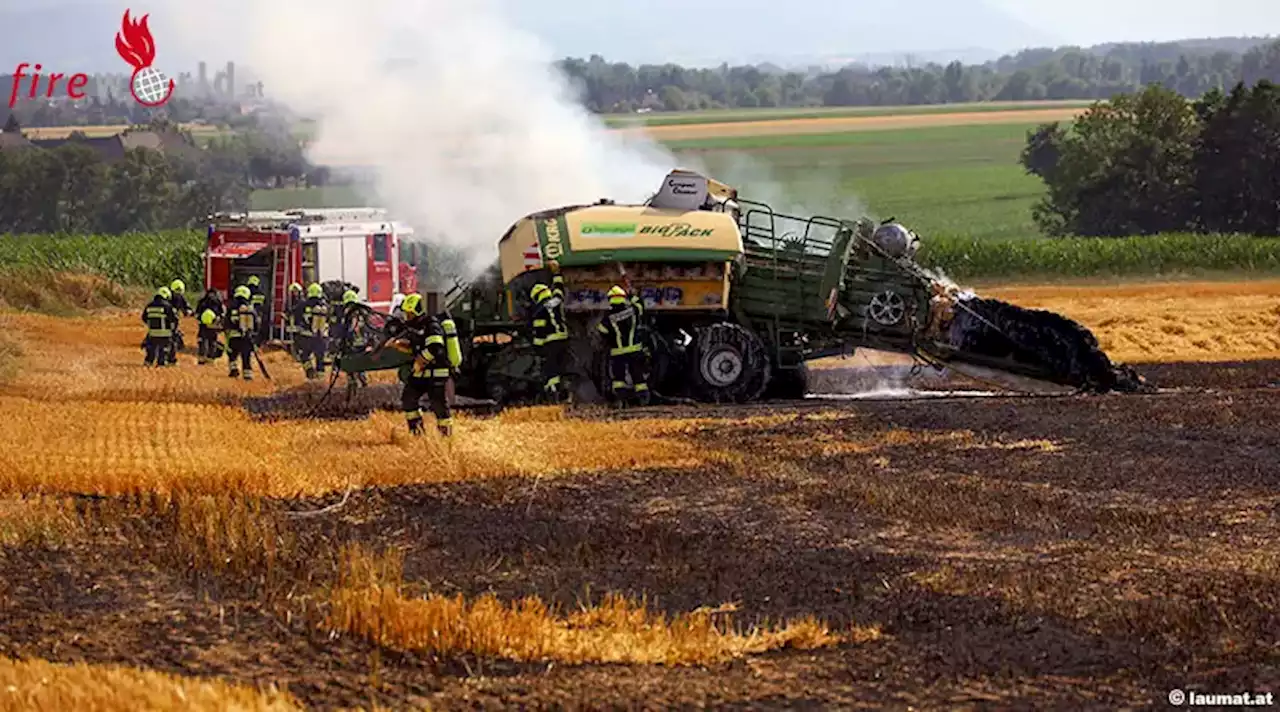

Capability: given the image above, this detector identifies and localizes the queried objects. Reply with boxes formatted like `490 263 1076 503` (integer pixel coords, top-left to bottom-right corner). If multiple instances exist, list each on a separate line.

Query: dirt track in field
624 107 1086 141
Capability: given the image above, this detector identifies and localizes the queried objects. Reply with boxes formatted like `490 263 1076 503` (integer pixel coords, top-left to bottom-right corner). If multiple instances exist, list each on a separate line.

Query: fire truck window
373 234 389 263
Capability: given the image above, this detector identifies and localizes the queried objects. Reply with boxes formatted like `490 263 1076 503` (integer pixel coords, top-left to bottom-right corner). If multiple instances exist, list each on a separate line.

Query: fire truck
204 208 423 341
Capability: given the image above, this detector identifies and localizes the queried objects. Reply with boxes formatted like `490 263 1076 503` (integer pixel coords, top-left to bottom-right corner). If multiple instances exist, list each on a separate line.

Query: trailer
204 208 425 341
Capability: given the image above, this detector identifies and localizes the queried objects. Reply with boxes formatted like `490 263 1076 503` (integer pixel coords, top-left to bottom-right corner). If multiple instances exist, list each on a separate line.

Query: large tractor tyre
690 323 771 403
763 362 809 400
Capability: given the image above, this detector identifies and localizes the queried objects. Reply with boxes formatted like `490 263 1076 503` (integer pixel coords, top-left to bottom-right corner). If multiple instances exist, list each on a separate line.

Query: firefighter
397 293 453 437
141 286 178 367
332 289 368 389
530 280 570 403
596 285 650 406
297 283 329 380
246 274 267 343
194 287 225 365
226 285 258 380
285 282 304 361
166 279 192 365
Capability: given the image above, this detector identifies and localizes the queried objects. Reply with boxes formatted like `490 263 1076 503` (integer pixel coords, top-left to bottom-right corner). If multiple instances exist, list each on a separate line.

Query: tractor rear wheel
690 323 770 403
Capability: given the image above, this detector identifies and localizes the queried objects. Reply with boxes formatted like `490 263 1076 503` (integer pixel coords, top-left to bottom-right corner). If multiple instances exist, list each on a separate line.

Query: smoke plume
160 0 677 274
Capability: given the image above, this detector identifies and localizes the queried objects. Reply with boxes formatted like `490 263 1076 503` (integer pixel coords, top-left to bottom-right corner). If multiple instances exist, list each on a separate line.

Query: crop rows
5 229 1279 293
920 232 1280 281
0 230 204 290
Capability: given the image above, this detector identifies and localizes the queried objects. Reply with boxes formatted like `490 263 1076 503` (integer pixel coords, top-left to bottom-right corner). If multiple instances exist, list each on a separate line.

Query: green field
258 122 1047 242
671 123 1043 241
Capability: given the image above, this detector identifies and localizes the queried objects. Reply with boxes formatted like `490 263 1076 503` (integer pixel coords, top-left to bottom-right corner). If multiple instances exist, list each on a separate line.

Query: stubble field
1 277 1279 709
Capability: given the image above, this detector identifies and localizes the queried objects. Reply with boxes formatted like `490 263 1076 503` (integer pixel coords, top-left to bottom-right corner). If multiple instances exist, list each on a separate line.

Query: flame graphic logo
115 10 175 107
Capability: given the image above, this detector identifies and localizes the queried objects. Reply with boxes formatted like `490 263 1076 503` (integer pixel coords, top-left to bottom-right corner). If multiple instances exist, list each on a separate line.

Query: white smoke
158 0 677 273
684 149 872 221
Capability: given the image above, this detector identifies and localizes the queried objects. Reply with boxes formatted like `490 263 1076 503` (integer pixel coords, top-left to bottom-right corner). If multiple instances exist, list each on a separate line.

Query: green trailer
334 169 1146 404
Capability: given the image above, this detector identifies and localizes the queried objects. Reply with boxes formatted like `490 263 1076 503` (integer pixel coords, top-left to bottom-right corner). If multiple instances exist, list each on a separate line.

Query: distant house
25 126 201 162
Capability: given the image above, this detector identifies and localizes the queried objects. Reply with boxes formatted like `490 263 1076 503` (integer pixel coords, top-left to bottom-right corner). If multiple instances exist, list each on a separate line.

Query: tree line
557 38 1280 112
0 118 318 234
1021 80 1280 237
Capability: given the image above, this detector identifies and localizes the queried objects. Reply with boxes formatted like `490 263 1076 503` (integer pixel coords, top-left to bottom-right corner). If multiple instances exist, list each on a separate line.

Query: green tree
1026 85 1201 236
98 149 175 233
0 148 62 232
1020 122 1066 181
51 144 108 232
1194 81 1280 234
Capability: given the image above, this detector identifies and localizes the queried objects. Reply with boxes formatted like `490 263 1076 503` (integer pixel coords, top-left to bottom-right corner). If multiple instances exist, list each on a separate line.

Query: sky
2 0 1280 71
988 0 1279 46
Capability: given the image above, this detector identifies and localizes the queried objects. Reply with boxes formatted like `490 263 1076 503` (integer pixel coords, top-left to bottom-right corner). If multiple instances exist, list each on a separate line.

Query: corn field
0 230 204 289
919 233 1280 281
3 231 1280 295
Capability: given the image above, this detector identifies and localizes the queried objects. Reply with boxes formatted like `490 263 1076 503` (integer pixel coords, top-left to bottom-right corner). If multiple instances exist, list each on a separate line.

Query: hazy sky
988 0 1278 45
2 0 1279 69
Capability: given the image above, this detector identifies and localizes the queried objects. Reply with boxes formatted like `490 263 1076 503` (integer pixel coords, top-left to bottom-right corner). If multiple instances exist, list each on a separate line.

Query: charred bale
947 297 1147 393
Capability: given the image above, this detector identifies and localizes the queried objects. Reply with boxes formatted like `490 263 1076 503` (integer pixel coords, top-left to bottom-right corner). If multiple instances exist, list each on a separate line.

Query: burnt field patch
3 358 1278 709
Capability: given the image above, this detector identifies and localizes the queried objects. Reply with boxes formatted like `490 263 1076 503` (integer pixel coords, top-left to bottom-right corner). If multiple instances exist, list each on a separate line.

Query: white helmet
391 293 406 309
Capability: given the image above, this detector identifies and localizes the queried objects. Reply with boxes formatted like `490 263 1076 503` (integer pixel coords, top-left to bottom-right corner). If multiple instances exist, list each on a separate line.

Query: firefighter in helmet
141 286 178 367
596 285 650 406
297 282 329 380
285 282 304 361
245 275 267 343
396 293 455 437
332 289 369 389
194 287 224 365
166 279 192 365
225 285 258 380
529 279 570 403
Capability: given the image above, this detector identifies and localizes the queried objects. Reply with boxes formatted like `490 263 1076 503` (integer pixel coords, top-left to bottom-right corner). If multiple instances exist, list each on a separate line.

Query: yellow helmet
200 309 216 326
530 284 551 302
342 289 358 304
306 283 323 298
234 285 251 300
607 285 627 304
156 286 172 300
401 293 423 317
247 275 261 287
289 282 302 293
170 279 185 293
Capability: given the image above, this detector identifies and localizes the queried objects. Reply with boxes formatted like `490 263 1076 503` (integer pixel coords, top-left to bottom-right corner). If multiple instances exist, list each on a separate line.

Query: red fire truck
204 208 422 340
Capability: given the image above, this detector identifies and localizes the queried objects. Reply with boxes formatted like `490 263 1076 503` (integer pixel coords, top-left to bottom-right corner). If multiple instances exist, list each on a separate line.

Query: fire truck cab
204 208 422 341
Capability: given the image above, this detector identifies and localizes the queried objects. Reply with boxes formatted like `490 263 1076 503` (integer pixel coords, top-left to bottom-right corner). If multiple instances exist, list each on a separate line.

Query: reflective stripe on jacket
226 298 257 338
299 297 328 337
531 297 568 346
142 298 176 338
596 303 643 356
411 320 451 379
